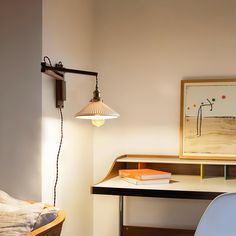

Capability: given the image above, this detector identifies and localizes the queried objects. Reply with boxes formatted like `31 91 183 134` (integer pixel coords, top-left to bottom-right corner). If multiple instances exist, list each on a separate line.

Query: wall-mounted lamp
75 76 119 127
41 57 119 127
41 56 119 206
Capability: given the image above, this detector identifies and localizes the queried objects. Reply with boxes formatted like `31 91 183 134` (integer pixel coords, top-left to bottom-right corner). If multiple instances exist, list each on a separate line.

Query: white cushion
0 202 44 236
0 190 59 235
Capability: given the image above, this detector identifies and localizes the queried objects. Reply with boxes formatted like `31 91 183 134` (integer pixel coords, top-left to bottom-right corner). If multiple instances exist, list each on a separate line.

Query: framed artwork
180 79 236 160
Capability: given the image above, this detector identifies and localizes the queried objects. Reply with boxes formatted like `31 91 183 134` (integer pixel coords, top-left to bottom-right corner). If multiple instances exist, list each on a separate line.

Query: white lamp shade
75 101 120 120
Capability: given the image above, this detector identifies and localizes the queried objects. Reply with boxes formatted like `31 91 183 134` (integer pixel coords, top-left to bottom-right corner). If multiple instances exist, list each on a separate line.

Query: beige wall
0 0 42 200
93 0 236 235
42 0 236 235
42 0 94 235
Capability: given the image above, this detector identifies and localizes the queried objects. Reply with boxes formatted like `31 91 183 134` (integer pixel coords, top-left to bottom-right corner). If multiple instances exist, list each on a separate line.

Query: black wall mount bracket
41 59 98 109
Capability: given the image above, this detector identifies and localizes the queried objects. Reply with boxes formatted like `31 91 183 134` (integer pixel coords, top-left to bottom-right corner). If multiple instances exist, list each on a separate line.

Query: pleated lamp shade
75 100 119 127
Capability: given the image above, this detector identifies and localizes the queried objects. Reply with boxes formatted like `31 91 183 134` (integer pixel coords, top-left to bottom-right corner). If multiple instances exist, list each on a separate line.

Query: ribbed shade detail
75 101 120 120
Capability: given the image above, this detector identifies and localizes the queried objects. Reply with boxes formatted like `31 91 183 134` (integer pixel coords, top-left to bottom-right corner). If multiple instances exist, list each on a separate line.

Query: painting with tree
180 79 236 160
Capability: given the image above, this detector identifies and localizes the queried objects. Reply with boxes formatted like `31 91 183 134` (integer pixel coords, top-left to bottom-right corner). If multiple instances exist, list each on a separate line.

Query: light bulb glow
91 119 105 127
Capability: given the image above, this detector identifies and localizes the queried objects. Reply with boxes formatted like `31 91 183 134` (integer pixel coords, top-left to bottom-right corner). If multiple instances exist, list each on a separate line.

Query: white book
122 177 170 185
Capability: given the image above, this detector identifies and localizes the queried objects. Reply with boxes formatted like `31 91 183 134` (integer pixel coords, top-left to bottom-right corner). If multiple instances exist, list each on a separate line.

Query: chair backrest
195 192 236 236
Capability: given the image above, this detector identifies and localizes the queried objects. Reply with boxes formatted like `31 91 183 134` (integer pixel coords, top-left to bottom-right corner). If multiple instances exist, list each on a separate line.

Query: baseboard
123 226 195 236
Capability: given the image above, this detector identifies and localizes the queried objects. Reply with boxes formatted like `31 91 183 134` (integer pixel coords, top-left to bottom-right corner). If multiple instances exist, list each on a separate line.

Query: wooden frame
27 209 65 236
180 79 236 160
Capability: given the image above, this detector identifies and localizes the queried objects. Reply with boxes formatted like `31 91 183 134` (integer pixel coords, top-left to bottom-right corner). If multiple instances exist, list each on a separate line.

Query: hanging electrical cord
53 107 64 207
43 56 64 206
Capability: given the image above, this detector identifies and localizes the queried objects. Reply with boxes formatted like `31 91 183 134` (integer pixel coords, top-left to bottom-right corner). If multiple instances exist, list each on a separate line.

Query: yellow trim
200 164 204 178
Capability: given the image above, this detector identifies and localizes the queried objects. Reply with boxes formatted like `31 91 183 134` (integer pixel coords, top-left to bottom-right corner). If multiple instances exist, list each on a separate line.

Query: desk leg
119 196 124 236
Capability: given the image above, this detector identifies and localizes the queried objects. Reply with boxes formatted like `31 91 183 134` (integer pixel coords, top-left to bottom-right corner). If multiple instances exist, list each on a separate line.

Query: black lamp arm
41 58 99 108
41 62 98 77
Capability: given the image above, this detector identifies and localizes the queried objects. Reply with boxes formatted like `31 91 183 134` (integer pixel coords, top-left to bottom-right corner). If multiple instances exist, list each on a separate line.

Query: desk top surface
92 175 236 200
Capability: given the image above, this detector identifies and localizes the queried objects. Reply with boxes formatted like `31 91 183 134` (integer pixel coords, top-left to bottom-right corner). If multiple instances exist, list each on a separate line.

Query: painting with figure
180 79 236 160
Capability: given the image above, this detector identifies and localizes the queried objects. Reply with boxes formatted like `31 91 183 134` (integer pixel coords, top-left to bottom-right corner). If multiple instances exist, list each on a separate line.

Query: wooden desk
92 155 236 236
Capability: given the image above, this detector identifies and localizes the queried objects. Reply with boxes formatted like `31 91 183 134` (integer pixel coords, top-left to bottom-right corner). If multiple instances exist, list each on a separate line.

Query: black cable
42 56 64 206
43 56 53 67
53 107 64 207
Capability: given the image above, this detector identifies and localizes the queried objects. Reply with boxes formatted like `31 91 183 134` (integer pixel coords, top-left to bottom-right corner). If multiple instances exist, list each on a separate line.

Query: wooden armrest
27 207 65 236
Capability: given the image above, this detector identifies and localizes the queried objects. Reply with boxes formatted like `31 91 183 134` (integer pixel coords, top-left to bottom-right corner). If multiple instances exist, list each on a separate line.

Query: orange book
119 169 171 180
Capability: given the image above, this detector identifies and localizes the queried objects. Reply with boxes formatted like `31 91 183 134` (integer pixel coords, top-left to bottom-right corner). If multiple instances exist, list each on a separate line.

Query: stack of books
119 168 171 185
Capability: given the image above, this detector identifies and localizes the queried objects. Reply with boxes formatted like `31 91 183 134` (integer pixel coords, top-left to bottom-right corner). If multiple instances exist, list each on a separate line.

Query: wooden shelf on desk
117 155 236 165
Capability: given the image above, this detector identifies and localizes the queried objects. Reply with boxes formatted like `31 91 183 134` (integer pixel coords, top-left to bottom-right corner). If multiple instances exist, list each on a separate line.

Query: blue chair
195 192 236 236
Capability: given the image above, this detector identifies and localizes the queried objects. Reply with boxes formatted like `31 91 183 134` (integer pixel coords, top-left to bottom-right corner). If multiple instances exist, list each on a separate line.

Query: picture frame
180 79 236 160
